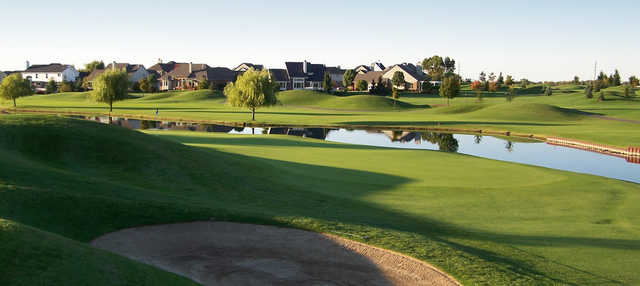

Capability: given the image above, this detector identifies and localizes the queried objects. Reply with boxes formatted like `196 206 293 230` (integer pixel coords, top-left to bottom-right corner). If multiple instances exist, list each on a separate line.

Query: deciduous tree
505 75 513 86
422 55 445 81
46 79 57 94
322 72 332 92
585 84 593 99
439 74 461 106
91 69 129 112
82 60 104 73
0 73 32 107
198 77 209 90
391 71 405 89
342 69 356 90
224 68 277 120
573 76 580 85
356 80 368 91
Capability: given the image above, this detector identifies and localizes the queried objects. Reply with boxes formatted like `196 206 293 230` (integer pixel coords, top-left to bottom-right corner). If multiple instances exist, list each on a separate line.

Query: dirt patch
91 222 460 286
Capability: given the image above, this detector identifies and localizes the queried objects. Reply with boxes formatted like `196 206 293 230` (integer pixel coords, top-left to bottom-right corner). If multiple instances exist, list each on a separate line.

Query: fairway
4 85 639 147
1 115 638 285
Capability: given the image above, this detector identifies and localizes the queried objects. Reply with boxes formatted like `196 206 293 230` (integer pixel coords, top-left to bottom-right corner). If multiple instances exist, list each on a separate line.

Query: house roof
354 71 384 84
85 63 146 82
386 63 425 81
196 67 237 82
306 63 325 82
326 66 346 75
24 63 72 73
233 63 264 71
149 62 209 80
285 62 306 78
372 62 385 70
268 69 289 82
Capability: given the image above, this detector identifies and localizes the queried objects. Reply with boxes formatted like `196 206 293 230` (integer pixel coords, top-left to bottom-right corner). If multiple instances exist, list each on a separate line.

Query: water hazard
81 116 640 183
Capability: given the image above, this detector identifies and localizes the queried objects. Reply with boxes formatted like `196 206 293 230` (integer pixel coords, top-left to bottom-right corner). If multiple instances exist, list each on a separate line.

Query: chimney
112 61 117 71
26 60 30 70
189 62 193 74
303 60 308 74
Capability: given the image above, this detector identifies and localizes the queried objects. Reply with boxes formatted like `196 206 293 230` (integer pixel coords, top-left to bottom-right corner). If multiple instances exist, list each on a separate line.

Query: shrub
356 80 368 91
46 79 57 94
598 91 605 102
488 82 498 92
59 81 74 92
585 84 593 99
471 80 483 90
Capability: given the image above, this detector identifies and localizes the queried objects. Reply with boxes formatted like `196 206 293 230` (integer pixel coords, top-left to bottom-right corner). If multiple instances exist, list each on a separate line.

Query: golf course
0 102 639 285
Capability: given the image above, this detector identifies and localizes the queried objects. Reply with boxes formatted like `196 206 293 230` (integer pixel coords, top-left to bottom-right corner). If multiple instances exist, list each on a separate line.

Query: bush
356 80 368 91
544 86 552 96
59 81 74 92
598 91 605 101
131 81 141 92
471 80 483 91
46 79 57 94
585 84 593 99
488 82 498 92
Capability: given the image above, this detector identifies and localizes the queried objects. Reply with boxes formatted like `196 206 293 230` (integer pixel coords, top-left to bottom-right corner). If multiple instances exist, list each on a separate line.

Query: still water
86 116 640 183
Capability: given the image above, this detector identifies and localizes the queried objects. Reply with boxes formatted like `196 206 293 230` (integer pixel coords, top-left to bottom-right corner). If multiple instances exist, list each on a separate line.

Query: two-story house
285 61 325 90
85 62 149 89
21 62 79 91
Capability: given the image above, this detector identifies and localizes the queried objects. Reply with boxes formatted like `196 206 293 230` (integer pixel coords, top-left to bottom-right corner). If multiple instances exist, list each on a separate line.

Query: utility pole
593 61 597 81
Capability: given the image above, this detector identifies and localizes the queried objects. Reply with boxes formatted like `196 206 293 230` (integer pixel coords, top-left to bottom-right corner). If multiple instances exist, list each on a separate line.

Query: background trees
544 86 553 96
91 69 129 112
391 71 405 89
322 72 332 93
0 73 32 107
59 81 74 92
505 75 513 86
198 77 209 90
46 79 57 94
82 60 104 73
421 55 455 81
439 74 461 106
573 76 580 85
506 86 516 102
356 80 368 91
520 78 529 88
342 69 356 90
629 76 639 87
224 68 277 120
585 84 593 99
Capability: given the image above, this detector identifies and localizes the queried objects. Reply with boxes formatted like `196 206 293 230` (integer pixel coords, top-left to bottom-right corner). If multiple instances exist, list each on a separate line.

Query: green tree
497 72 504 85
476 90 483 102
59 81 74 92
224 68 277 121
46 79 57 94
520 78 528 89
139 78 151 93
0 73 32 107
322 72 332 92
544 86 552 96
624 85 632 98
612 69 622 86
629 76 639 87
585 84 593 99
506 85 516 102
391 71 405 89
91 69 129 112
198 77 210 90
342 69 356 90
356 80 368 91
598 91 605 102
439 74 461 106
593 80 602 92
443 57 456 74
82 60 104 73
421 55 445 81
479 71 487 83
573 76 580 85
505 75 513 86
488 72 496 83
392 87 399 107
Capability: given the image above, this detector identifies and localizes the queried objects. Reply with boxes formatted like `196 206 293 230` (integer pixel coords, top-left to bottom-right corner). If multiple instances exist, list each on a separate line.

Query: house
285 61 325 90
381 63 425 91
268 69 290 90
355 62 385 74
325 66 346 89
354 65 371 74
233 63 264 72
354 71 385 90
85 62 149 89
148 60 236 91
21 62 79 91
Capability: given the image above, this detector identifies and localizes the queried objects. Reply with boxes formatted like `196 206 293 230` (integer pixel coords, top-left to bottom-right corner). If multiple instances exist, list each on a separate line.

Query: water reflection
73 116 640 183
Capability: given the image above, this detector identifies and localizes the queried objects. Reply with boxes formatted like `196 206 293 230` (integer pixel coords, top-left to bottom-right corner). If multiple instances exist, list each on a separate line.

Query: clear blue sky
1 0 638 81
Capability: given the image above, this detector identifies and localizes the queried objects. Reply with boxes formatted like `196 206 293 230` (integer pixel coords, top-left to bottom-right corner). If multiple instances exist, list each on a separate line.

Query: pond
82 116 640 184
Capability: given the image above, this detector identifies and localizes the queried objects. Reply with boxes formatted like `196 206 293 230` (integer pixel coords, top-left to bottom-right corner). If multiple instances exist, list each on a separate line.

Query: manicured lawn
3 86 639 147
0 115 638 285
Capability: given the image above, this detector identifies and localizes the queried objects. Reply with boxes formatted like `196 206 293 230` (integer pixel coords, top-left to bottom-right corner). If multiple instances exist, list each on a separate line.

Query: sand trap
91 221 460 286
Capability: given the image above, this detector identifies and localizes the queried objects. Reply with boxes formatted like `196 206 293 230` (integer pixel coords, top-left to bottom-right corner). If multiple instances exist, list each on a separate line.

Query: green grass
2 86 639 147
1 115 638 285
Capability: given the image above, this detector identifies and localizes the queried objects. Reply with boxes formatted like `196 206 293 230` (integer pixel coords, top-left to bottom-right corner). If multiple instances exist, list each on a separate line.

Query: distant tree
506 85 516 102
488 82 498 92
629 75 639 87
598 91 605 102
476 89 483 102
342 69 356 90
46 79 57 94
497 72 504 85
224 68 277 120
198 76 210 90
593 80 602 92
139 78 151 93
544 86 552 96
573 76 580 85
443 57 456 74
624 85 632 98
322 72 333 92
479 71 487 83
422 55 445 81
392 87 399 107
421 81 434 94
131 81 141 92
612 69 622 86
505 75 514 86
59 81 74 92
488 72 497 83
520 78 528 89
439 74 461 106
147 74 158 92
0 73 32 107
585 84 593 99
82 60 104 73
91 69 129 112
597 71 609 88
356 80 368 91
391 71 406 89
471 80 483 90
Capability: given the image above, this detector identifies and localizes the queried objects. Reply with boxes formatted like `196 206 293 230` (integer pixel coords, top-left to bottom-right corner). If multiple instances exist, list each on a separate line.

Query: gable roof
385 63 425 81
354 65 372 73
85 63 147 82
24 63 72 73
233 63 264 72
148 62 209 80
268 69 289 82
372 62 385 71
285 62 306 78
354 71 384 84
197 67 236 82
326 66 346 75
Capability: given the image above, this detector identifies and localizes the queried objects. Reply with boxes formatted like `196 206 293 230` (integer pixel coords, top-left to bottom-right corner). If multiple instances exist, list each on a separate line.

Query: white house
85 62 149 89
0 71 7 82
22 62 80 84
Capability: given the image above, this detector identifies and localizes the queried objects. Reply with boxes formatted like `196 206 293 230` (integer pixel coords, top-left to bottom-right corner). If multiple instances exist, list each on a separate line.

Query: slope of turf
1 115 638 285
277 90 421 110
467 103 589 121
0 219 199 286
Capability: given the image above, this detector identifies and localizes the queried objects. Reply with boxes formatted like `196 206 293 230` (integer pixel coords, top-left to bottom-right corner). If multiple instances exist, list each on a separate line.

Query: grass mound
277 90 420 110
0 219 199 286
468 103 589 121
135 90 222 103
431 103 488 114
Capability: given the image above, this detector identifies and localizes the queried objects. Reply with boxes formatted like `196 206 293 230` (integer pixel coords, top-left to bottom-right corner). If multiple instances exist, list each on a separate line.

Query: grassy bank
0 115 638 285
2 86 639 147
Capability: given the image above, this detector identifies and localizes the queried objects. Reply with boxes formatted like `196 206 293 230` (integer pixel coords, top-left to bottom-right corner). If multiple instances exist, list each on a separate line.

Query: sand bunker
91 221 460 286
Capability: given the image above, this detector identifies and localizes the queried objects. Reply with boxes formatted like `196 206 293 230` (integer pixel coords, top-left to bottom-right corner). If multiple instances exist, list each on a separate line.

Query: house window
46 74 48 78
58 73 61 77
35 74 38 79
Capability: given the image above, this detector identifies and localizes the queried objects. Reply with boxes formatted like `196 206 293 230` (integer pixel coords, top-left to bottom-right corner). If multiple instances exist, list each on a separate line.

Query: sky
1 0 638 81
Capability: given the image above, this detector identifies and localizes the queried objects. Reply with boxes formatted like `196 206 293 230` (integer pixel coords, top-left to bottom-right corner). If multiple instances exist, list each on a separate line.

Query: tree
544 86 552 96
505 75 514 86
421 81 434 94
506 85 516 102
82 60 105 73
392 87 399 107
422 55 445 81
443 57 456 74
224 68 277 121
479 71 487 83
59 81 74 92
573 76 580 85
629 76 639 87
322 72 332 92
593 80 602 92
139 78 151 93
476 89 483 102
612 69 622 86
439 74 460 106
521 78 528 89
391 71 405 89
198 77 210 90
488 72 497 83
46 79 57 94
91 69 129 112
471 81 483 90
598 91 605 102
356 80 368 91
0 73 32 107
497 72 504 85
585 84 593 99
624 85 632 98
342 69 356 90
